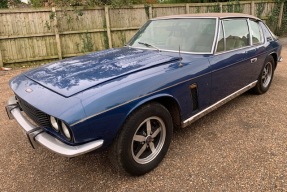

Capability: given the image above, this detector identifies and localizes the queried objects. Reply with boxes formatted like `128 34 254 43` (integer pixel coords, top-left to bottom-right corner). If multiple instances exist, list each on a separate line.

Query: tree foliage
29 0 229 7
162 0 227 3
29 0 144 7
266 0 287 36
0 0 8 8
1 0 22 8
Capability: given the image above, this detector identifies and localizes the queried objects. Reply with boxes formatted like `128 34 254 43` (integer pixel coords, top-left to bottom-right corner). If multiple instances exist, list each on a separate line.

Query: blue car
6 13 283 175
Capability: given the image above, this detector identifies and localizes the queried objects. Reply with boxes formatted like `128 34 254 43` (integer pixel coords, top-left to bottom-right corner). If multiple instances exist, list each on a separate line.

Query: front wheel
252 55 275 94
109 102 173 176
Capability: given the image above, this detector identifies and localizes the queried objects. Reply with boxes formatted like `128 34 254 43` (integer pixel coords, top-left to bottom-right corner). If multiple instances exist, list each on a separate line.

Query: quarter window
249 20 263 44
222 19 250 51
260 22 277 41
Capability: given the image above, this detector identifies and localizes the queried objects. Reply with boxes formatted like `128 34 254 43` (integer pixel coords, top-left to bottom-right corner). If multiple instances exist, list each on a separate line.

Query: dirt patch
279 37 287 45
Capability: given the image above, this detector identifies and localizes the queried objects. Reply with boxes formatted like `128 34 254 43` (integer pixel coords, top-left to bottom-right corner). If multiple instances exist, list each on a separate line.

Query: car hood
24 47 180 97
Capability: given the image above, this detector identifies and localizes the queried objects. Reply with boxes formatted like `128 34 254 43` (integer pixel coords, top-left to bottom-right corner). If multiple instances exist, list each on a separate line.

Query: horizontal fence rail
0 1 284 67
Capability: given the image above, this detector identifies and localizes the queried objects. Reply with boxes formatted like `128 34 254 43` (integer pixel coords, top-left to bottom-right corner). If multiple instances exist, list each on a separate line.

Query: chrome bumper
278 56 283 62
6 96 104 157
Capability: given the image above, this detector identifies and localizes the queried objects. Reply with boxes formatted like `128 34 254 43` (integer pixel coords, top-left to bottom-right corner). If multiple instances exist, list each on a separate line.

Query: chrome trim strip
247 18 253 46
182 81 258 128
151 16 219 21
7 96 104 157
210 18 219 54
214 45 253 56
151 16 261 21
71 71 212 126
214 20 221 54
222 20 226 51
130 46 213 55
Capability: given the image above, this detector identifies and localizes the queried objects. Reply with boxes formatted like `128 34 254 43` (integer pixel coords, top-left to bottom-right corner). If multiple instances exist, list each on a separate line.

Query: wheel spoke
262 62 273 88
146 120 151 135
149 142 155 152
136 143 147 158
151 127 161 138
133 135 146 142
131 115 167 165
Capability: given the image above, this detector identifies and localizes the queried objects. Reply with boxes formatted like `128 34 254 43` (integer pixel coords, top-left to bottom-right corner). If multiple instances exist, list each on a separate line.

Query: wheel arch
269 52 278 69
127 94 182 130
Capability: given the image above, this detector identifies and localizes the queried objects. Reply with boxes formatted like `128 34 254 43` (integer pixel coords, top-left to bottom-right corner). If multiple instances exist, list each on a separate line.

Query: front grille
16 95 51 128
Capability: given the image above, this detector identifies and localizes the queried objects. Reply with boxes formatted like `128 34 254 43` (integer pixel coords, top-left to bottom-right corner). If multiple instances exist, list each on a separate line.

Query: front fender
125 93 180 119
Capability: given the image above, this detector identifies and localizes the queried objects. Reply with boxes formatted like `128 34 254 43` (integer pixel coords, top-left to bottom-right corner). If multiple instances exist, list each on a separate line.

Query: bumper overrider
6 96 104 157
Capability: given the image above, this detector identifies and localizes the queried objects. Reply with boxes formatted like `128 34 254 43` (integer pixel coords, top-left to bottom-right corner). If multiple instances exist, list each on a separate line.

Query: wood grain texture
0 1 280 66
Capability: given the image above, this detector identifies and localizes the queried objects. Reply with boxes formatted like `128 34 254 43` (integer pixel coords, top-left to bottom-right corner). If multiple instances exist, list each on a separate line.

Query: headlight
61 121 71 140
50 116 59 131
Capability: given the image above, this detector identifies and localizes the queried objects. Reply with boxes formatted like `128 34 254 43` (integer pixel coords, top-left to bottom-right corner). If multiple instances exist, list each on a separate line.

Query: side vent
190 84 199 111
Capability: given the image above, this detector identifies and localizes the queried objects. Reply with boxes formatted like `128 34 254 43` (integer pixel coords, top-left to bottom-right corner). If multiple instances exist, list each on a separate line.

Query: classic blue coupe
6 13 283 175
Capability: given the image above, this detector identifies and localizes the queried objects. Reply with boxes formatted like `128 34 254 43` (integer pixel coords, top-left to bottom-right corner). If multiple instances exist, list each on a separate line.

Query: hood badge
25 88 33 93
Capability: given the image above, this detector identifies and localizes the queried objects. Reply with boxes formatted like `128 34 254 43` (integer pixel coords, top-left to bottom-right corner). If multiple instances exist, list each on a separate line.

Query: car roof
153 13 260 21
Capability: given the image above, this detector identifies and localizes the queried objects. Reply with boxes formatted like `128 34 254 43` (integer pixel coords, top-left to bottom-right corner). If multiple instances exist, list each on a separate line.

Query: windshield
128 18 217 53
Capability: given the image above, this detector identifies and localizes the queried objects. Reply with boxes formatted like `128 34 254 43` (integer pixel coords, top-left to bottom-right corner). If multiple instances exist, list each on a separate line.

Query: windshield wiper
138 42 160 51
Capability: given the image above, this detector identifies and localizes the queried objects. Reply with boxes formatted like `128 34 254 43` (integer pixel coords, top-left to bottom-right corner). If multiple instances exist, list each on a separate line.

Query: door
244 19 267 81
209 18 255 104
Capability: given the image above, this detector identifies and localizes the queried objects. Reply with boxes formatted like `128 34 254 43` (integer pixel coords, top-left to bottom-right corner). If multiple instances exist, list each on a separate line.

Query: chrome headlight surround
50 116 72 141
50 116 59 132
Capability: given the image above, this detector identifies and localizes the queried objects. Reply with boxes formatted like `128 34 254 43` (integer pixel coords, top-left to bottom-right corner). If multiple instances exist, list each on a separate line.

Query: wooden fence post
251 1 255 15
52 7 62 59
105 6 112 49
149 6 152 19
0 49 3 67
278 1 284 29
186 4 189 14
220 3 223 13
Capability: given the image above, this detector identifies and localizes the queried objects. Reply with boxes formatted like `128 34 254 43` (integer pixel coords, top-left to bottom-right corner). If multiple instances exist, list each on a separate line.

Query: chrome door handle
251 58 257 63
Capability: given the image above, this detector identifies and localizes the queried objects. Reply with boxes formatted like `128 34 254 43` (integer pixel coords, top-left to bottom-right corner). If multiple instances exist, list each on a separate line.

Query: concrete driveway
0 40 286 191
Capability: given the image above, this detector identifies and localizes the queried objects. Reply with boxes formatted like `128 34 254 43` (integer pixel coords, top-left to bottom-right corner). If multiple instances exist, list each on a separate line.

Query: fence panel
152 5 187 17
109 6 148 47
0 1 283 67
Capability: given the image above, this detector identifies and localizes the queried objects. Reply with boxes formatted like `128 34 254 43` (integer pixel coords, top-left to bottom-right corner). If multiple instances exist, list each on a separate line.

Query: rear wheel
109 102 173 176
253 55 275 94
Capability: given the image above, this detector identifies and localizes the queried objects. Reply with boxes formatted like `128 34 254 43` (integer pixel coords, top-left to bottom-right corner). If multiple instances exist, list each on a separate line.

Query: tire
109 102 173 176
252 55 275 94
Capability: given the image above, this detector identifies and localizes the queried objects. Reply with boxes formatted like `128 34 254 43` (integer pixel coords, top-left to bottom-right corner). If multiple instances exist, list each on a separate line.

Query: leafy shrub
0 0 8 8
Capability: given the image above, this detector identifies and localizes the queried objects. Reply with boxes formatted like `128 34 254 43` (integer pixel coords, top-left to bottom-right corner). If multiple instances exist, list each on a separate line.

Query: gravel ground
0 40 287 192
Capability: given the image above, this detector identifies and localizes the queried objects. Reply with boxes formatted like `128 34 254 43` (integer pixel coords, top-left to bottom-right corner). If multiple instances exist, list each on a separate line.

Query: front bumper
6 96 104 157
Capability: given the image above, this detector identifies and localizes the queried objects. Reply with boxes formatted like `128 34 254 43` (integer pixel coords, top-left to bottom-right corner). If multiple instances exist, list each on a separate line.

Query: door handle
251 58 257 63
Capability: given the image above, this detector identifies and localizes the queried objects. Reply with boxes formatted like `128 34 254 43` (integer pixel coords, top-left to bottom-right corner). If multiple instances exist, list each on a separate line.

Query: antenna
178 45 183 67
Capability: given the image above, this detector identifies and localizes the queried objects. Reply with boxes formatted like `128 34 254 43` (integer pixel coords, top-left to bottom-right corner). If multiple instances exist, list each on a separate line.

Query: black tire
252 55 275 94
109 102 173 176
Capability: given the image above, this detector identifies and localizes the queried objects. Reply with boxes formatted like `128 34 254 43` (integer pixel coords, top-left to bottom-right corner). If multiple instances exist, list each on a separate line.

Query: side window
249 20 263 44
222 19 250 51
216 21 225 53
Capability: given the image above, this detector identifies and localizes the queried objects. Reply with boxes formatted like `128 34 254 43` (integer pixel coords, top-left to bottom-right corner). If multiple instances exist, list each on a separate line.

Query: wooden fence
0 1 284 67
